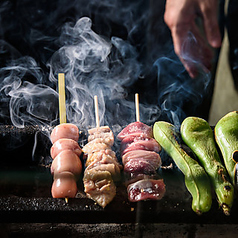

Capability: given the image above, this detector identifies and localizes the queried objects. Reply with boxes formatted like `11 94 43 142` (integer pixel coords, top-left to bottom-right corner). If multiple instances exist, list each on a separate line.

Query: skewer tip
94 95 100 128
58 73 67 124
135 93 140 122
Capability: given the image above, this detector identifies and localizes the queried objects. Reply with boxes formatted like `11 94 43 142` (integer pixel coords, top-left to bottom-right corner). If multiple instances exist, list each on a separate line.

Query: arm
164 0 222 78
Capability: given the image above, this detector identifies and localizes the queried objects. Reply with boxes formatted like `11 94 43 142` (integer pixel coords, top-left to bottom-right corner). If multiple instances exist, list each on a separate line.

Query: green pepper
153 121 212 215
215 111 238 187
181 117 234 215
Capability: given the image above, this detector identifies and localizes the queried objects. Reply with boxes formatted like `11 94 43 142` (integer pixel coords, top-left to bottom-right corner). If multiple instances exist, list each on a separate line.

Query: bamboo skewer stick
94 95 100 128
58 73 68 203
58 73 67 124
135 93 140 122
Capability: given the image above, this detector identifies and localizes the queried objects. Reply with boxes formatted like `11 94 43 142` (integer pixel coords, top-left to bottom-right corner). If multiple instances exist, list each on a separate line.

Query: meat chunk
122 150 161 169
83 170 116 208
51 172 78 198
85 150 122 180
51 150 82 179
127 179 166 202
51 123 79 144
50 138 82 159
88 126 114 146
117 121 153 140
121 136 161 155
82 139 111 155
85 149 117 167
86 163 121 181
124 158 159 176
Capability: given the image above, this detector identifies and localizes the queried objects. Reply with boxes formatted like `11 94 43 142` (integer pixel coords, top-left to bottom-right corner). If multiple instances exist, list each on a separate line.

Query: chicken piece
83 169 116 208
86 163 121 181
85 149 117 166
85 149 122 181
88 126 114 146
83 125 121 207
82 138 111 155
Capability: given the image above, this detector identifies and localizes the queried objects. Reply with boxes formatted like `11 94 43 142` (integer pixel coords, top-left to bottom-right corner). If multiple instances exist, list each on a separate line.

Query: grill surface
1 125 238 237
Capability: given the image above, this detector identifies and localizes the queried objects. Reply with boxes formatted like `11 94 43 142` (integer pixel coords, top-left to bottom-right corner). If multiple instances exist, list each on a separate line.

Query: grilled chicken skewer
82 96 122 208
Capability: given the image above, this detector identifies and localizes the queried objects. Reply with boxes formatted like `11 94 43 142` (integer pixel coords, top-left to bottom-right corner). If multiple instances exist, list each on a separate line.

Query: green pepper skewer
215 111 238 188
153 121 212 215
181 117 234 216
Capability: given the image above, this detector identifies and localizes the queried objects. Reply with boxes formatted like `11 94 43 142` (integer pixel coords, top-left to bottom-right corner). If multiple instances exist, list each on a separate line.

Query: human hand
164 0 222 78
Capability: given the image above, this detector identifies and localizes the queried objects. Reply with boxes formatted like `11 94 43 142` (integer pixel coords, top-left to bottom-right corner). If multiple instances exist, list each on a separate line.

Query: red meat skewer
117 93 166 202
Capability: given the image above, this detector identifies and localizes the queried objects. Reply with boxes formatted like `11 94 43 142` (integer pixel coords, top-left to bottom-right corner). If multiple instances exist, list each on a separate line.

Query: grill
1 126 238 237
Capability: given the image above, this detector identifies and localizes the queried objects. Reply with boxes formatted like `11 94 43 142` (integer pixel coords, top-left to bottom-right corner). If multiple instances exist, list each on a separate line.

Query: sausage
50 123 79 144
51 172 78 198
51 149 82 179
50 138 82 159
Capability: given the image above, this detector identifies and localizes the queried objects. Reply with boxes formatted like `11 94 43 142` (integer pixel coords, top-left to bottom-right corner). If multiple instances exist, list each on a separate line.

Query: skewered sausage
50 123 82 199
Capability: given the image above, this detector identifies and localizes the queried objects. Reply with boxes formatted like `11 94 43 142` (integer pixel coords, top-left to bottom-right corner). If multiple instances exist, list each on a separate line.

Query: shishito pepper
215 111 238 187
153 121 212 215
181 117 234 216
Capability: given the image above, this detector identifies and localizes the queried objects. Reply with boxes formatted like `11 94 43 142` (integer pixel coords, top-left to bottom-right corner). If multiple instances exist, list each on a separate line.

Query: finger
201 3 222 48
179 41 213 78
171 33 199 78
170 23 190 56
182 58 198 78
170 19 215 78
182 56 211 79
